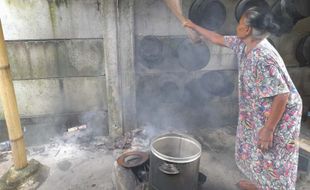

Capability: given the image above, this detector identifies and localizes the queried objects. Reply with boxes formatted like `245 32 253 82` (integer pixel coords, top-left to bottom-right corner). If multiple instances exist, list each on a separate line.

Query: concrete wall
0 0 308 142
0 0 107 144
0 0 103 40
134 0 240 130
134 0 310 131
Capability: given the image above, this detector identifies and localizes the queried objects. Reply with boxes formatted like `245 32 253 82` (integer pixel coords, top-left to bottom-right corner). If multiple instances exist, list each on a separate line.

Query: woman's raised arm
183 20 225 46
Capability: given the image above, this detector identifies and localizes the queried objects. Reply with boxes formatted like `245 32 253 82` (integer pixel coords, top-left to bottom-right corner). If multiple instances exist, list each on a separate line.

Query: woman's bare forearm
183 20 225 46
192 24 225 46
264 93 289 132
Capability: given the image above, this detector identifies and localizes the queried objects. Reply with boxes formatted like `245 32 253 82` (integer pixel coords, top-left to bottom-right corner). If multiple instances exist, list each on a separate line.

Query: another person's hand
183 19 197 30
258 127 274 152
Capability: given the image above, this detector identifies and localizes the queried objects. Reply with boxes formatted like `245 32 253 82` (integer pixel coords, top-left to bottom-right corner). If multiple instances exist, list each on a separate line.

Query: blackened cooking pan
235 0 269 21
189 0 226 31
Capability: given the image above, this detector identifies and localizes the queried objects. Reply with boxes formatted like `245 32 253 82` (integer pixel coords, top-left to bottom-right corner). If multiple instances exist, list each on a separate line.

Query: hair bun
263 13 280 35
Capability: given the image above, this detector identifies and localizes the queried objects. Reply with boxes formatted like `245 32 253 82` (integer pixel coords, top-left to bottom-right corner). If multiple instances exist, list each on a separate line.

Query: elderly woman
184 7 302 190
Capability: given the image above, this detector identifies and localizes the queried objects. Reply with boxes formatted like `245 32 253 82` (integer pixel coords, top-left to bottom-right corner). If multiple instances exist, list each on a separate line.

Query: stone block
6 39 104 80
0 0 103 40
28 41 60 79
62 77 107 113
6 43 32 80
64 40 104 77
13 79 64 116
7 41 61 79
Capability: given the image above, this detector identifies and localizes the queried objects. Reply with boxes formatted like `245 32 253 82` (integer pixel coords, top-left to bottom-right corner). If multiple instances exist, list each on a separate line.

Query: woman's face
236 16 251 39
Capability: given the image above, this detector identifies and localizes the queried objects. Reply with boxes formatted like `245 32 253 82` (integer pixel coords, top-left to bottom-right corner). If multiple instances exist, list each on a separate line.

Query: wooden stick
0 19 28 169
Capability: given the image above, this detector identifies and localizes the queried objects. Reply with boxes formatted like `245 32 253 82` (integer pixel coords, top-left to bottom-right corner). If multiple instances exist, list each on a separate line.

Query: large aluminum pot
149 133 202 190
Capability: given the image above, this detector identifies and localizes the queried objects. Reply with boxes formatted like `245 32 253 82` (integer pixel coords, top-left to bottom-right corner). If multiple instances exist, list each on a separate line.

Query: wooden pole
0 19 28 169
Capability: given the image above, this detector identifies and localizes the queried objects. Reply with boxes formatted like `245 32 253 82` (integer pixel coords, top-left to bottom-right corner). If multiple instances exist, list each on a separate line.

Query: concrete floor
0 125 310 190
0 131 115 190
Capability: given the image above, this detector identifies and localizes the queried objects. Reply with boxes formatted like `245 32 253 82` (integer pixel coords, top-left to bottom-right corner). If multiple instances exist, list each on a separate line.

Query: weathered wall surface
0 0 107 144
134 0 310 131
0 0 309 143
0 0 103 40
134 0 239 130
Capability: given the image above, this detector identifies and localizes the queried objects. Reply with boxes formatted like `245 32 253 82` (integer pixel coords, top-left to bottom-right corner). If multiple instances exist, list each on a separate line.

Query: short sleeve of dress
256 59 290 98
224 36 244 54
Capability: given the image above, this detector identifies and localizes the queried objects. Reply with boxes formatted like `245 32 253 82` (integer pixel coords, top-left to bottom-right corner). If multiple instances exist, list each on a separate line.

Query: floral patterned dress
224 36 303 190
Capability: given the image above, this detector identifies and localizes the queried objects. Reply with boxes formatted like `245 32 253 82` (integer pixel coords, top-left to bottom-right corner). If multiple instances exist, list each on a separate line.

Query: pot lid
117 150 149 168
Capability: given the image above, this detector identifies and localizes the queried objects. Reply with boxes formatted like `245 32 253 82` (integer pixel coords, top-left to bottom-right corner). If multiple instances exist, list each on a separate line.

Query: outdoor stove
113 129 206 190
149 133 202 190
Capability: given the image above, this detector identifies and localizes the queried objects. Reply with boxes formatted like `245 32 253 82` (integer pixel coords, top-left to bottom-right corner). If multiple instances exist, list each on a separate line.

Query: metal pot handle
158 162 180 175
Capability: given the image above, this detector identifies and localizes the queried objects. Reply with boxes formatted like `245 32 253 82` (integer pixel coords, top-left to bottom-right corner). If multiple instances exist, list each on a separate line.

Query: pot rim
150 133 202 163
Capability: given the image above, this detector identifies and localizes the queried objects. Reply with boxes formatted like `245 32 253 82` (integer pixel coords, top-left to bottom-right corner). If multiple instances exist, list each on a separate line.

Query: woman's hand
258 127 274 152
183 19 225 46
183 19 197 30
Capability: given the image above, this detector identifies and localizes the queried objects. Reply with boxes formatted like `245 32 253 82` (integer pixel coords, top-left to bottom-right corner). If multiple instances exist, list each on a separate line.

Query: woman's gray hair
243 8 270 40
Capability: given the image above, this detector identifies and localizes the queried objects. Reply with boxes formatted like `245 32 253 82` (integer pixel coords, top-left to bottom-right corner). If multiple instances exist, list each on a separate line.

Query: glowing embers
189 0 226 31
296 34 310 67
139 36 163 69
235 0 269 22
177 39 210 71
